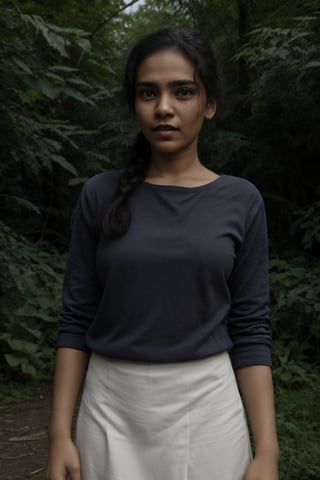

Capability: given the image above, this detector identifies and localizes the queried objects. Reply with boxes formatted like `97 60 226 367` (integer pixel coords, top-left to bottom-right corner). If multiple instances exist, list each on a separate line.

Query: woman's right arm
46 348 89 480
47 177 111 478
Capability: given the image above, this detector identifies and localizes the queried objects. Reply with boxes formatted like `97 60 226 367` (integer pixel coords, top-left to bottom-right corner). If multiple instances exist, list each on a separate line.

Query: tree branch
89 0 141 39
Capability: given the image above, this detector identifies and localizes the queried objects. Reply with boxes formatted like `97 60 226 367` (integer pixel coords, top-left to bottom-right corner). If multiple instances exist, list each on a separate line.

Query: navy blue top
57 171 272 369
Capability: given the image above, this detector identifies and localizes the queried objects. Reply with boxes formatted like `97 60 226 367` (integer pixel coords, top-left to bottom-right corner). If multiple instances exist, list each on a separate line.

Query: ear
204 99 216 120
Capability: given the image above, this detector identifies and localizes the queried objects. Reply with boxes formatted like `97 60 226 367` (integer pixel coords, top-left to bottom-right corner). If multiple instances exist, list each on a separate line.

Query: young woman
47 28 279 480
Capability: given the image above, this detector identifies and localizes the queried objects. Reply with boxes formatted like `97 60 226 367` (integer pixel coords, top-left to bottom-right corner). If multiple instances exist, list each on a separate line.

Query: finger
69 467 81 480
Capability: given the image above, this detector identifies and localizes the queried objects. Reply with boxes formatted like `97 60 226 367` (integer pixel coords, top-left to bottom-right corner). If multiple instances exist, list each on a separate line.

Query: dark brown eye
176 88 194 97
137 89 156 99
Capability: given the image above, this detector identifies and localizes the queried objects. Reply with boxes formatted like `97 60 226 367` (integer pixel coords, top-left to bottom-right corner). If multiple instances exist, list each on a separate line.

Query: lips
153 124 178 131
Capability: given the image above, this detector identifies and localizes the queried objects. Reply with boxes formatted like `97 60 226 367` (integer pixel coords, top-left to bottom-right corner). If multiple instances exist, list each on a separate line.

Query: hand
244 454 278 480
46 437 81 480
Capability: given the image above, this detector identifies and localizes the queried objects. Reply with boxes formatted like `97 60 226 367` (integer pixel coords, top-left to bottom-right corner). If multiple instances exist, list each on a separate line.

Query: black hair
103 27 223 239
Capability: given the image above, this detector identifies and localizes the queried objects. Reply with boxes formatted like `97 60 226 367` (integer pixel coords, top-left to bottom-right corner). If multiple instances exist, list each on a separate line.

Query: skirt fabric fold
75 352 252 480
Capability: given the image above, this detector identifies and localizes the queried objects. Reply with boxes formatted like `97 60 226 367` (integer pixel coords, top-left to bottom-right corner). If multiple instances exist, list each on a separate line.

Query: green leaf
285 32 311 45
7 339 38 354
20 323 41 339
5 354 22 368
21 362 37 377
38 263 57 276
50 154 78 176
76 38 91 52
63 87 95 105
67 77 91 88
68 177 88 186
37 79 62 99
48 66 78 73
303 61 320 69
23 77 62 99
12 57 33 75
43 138 61 151
23 15 69 57
1 195 41 214
44 72 65 84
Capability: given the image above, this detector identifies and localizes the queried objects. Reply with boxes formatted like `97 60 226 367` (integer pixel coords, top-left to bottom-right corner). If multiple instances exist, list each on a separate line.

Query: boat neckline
142 174 226 192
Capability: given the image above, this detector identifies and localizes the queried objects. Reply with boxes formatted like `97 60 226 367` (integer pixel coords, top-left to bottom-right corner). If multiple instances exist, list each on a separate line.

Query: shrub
0 221 65 380
269 255 320 386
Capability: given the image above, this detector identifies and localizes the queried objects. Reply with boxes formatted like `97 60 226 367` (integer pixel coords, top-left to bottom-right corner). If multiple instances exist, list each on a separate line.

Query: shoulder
221 174 262 197
75 171 120 227
219 174 264 208
83 171 121 196
216 175 267 231
79 171 121 206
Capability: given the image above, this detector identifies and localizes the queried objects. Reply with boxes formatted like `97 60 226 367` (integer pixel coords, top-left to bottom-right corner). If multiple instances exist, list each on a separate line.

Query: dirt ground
0 388 51 480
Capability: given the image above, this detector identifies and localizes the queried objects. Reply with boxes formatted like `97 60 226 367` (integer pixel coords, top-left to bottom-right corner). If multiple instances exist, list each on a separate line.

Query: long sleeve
56 177 103 351
227 189 272 369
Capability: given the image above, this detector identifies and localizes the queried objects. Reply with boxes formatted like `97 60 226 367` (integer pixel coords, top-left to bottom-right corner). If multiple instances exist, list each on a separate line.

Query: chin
153 147 183 157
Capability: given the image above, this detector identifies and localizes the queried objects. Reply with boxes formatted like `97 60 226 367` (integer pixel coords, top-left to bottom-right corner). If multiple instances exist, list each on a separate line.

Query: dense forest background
0 0 319 477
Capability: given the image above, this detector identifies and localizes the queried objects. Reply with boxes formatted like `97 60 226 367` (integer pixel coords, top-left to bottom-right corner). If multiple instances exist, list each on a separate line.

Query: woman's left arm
236 365 279 480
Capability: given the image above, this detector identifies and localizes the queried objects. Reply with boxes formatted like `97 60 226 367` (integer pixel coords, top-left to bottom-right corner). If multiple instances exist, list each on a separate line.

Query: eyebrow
136 80 197 88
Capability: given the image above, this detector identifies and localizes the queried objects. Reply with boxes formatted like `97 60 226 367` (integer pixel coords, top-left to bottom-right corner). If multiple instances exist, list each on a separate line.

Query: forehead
136 48 196 83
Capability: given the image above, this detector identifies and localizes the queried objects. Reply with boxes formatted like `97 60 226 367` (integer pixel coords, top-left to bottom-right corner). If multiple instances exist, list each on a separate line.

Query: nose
154 93 174 118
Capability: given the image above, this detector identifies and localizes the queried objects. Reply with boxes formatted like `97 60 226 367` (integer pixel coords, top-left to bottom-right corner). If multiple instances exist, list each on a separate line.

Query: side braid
103 132 150 239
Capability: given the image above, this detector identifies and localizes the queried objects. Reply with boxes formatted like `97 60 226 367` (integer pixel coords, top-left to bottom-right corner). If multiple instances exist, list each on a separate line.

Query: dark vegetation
0 1 319 478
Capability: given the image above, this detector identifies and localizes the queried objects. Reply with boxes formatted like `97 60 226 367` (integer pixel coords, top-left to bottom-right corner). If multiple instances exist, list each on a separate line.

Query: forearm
236 365 279 458
49 348 89 440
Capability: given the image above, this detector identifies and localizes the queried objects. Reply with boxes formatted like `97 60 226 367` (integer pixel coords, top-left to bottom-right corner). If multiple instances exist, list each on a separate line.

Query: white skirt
75 352 252 480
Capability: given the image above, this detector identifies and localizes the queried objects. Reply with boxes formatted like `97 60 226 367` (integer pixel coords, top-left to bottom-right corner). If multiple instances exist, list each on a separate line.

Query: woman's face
134 48 216 159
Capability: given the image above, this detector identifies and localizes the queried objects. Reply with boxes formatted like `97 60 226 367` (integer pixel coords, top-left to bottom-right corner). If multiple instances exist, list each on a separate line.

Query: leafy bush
269 255 320 386
223 15 320 248
0 4 123 248
291 201 320 253
0 221 65 379
276 380 320 480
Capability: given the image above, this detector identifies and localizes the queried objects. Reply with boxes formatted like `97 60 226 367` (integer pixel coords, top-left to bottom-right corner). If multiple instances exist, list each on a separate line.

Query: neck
145 150 218 187
147 144 202 179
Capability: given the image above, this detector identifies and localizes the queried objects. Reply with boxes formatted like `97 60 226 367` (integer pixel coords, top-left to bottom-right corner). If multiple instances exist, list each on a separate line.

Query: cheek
185 100 207 119
134 107 146 126
135 101 150 120
135 110 152 136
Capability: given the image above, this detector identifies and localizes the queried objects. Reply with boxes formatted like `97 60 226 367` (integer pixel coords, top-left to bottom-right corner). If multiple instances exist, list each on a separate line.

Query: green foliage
291 201 320 251
0 221 65 380
0 381 35 405
216 14 320 250
122 0 190 40
0 1 127 247
276 381 320 480
269 256 320 386
268 253 320 480
22 14 91 58
270 256 320 339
